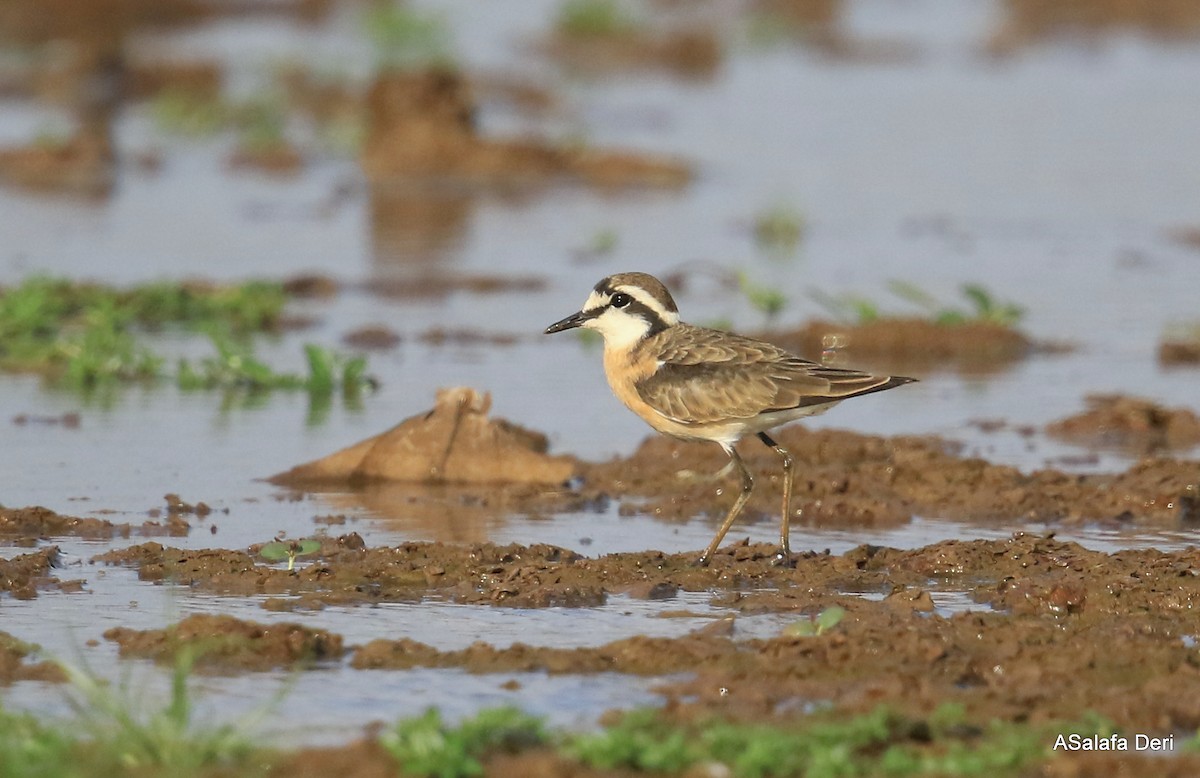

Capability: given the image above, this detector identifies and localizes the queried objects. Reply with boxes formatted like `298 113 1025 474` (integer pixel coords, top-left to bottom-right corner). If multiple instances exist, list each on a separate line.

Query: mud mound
989 0 1200 53
103 613 345 672
0 547 81 599
360 69 690 189
759 318 1036 374
0 632 65 685
538 26 721 79
0 505 124 540
1046 394 1200 454
271 387 576 486
580 426 1200 530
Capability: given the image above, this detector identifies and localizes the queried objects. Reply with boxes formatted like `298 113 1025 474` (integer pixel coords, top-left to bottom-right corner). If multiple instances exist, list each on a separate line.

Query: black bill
544 310 591 334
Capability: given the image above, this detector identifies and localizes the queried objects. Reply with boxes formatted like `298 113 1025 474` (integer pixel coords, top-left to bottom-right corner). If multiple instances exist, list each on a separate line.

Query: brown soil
0 632 66 685
103 613 345 672
87 534 1200 763
360 69 690 190
538 27 722 79
341 325 402 351
578 425 1200 531
270 387 575 486
988 0 1200 54
227 143 305 175
363 273 548 299
758 318 1039 375
0 546 82 599
125 59 222 101
0 129 114 198
1046 394 1200 455
0 503 192 544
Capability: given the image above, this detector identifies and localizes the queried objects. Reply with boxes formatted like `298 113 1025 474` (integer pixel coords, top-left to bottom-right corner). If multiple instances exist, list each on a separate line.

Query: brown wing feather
635 325 911 425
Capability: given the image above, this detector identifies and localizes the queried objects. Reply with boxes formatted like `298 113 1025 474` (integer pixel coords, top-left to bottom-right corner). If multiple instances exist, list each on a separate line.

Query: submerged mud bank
90 534 1200 743
577 425 1199 531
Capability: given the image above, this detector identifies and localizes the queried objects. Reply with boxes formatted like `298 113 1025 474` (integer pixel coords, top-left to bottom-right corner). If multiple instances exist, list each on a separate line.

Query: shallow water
3 0 1200 741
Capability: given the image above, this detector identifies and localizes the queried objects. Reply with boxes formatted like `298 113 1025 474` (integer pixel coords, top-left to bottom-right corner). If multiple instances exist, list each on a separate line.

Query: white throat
587 308 653 351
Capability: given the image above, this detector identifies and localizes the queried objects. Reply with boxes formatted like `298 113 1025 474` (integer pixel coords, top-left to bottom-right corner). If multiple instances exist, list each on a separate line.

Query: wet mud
577 425 1200 531
1046 394 1200 455
361 70 691 190
0 546 80 599
989 0 1200 54
537 24 722 79
759 318 1043 375
0 632 65 685
84 534 1200 757
104 613 345 673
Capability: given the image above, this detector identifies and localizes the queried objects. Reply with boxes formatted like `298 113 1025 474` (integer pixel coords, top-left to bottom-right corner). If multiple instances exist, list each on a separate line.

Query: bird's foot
692 554 712 568
771 549 795 568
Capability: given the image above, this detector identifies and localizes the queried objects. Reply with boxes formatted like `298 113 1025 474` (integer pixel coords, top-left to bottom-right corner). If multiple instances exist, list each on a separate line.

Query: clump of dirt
0 632 66 685
1159 324 1200 367
759 318 1038 374
579 425 1200 531
340 534 1200 736
125 59 222 100
11 411 81 428
342 325 402 351
416 329 519 347
103 613 345 673
0 546 81 599
0 128 114 198
364 273 547 300
270 387 575 486
1046 394 1200 454
360 69 690 189
97 533 1200 743
227 142 305 175
538 24 722 79
988 0 1200 54
0 505 125 541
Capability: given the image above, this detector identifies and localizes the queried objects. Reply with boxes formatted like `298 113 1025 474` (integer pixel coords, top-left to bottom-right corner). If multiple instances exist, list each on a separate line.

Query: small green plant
177 333 370 397
888 280 1024 327
784 605 846 637
737 271 788 323
151 89 229 136
380 707 547 778
234 96 289 153
752 204 806 254
364 4 454 70
259 537 322 571
555 0 637 38
60 649 256 774
568 708 699 773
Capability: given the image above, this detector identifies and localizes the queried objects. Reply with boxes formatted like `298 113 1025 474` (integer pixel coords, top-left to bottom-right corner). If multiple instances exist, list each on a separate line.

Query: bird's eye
610 293 632 308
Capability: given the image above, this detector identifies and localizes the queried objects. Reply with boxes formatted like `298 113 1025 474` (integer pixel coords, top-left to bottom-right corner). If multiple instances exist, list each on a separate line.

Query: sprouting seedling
807 288 879 324
259 537 321 571
785 605 846 637
751 205 805 254
737 271 788 323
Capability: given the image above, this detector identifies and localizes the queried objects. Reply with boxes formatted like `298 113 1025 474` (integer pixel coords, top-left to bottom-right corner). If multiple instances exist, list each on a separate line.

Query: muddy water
3 0 1200 754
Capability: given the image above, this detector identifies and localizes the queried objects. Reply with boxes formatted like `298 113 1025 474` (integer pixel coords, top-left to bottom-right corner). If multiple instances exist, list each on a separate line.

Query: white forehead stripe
615 284 680 325
582 289 608 312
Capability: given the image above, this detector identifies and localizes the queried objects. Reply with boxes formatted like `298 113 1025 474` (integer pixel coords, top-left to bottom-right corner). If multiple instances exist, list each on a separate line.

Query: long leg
696 444 753 566
757 432 795 567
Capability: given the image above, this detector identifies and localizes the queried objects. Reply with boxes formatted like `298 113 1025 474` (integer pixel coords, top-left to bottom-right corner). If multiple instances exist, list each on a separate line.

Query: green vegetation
752 204 806 254
60 652 256 775
380 707 548 778
151 89 229 136
738 270 789 323
555 0 638 38
259 538 322 572
571 704 1114 778
0 276 371 400
234 96 289 154
364 4 455 70
888 281 1024 327
785 605 846 637
810 281 1026 327
0 684 1136 778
